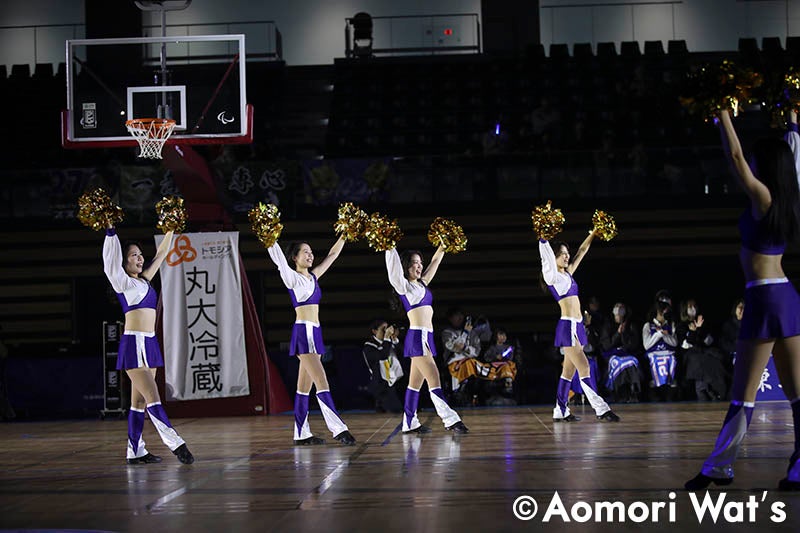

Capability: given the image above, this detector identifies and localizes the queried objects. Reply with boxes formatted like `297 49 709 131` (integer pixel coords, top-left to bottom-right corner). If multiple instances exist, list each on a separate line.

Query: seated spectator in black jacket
718 298 744 363
362 319 403 413
677 298 728 401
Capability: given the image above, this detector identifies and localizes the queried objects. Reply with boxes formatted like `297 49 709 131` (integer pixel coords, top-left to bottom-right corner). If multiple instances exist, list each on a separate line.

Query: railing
142 20 282 61
0 23 85 69
540 1 683 50
345 13 481 58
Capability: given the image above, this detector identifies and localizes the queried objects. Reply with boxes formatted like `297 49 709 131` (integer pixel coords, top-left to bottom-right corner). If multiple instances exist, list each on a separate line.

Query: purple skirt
403 328 436 358
290 321 325 356
740 281 800 340
117 331 164 370
554 319 587 347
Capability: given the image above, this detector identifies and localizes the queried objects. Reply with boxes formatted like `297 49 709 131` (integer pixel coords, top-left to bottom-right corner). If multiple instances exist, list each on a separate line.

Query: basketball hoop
125 118 177 159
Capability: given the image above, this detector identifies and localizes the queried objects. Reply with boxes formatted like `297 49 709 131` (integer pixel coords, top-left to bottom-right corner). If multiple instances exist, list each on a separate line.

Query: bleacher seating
3 40 800 361
0 205 764 352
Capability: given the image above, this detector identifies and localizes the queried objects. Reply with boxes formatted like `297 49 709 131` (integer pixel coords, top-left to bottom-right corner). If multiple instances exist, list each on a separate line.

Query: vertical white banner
156 231 250 400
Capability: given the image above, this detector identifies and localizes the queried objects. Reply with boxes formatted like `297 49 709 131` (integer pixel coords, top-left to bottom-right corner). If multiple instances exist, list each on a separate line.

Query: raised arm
421 245 445 285
311 236 345 280
539 239 557 285
267 242 299 289
386 248 411 295
567 230 595 275
719 110 771 214
784 109 800 182
102 228 137 293
141 230 174 282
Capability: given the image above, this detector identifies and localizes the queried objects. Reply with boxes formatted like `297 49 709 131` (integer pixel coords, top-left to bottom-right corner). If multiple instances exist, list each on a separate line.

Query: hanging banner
156 231 250 401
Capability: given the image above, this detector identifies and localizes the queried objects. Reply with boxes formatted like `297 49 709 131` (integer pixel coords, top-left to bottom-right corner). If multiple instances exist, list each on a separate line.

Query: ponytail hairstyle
751 137 800 243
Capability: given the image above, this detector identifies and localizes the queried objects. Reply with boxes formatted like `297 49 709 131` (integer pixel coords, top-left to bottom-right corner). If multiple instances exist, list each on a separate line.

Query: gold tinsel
248 203 284 249
155 196 187 233
531 200 565 241
592 209 618 241
365 212 403 252
77 188 124 231
333 202 368 242
679 60 762 121
427 217 467 254
784 68 800 108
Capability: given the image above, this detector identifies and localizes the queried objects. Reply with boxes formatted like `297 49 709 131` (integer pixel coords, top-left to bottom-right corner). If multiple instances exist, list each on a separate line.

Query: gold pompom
155 196 187 233
248 203 284 249
531 200 565 240
428 217 467 254
592 210 618 241
333 202 368 242
680 60 762 121
77 188 124 231
785 68 800 106
365 212 403 252
773 68 800 126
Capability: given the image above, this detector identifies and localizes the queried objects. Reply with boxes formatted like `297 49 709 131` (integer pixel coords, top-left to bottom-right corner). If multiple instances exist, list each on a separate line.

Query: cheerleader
386 246 469 434
268 237 356 446
686 109 800 490
539 231 620 422
103 225 194 464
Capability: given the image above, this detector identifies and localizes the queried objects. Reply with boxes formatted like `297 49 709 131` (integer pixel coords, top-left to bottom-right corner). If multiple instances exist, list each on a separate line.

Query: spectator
604 302 643 403
677 298 727 401
643 291 678 401
718 298 745 399
362 319 404 413
442 308 484 397
584 296 612 357
718 298 745 362
481 327 519 402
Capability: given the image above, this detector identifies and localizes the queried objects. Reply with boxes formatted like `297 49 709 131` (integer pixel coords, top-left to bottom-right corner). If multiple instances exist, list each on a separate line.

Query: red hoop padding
61 105 255 150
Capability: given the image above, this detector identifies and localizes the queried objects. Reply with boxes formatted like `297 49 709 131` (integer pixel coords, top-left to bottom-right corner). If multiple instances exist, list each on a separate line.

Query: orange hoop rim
125 118 177 127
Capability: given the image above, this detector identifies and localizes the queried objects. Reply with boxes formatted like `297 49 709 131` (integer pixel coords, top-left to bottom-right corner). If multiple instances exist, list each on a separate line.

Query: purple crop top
739 209 786 255
116 282 158 313
399 281 433 312
548 273 580 302
290 273 322 308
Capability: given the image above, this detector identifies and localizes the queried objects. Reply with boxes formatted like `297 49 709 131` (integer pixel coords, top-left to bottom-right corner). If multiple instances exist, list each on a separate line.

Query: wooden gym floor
1 402 799 532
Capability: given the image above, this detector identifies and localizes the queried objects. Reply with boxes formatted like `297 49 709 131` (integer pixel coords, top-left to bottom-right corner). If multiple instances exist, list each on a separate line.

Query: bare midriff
557 295 582 320
295 304 320 323
407 306 434 329
740 249 785 283
124 308 157 332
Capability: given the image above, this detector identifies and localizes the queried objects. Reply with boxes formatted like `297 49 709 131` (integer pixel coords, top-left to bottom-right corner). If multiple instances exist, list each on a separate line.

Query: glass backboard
62 34 252 149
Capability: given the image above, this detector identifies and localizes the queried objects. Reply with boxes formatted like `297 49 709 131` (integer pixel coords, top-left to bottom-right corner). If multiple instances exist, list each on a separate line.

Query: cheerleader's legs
126 368 193 463
686 339 772 489
407 355 462 430
771 336 800 489
296 354 351 442
562 346 613 418
126 369 154 461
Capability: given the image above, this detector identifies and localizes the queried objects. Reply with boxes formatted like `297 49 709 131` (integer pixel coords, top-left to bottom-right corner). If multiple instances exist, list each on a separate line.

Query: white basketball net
125 118 177 159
